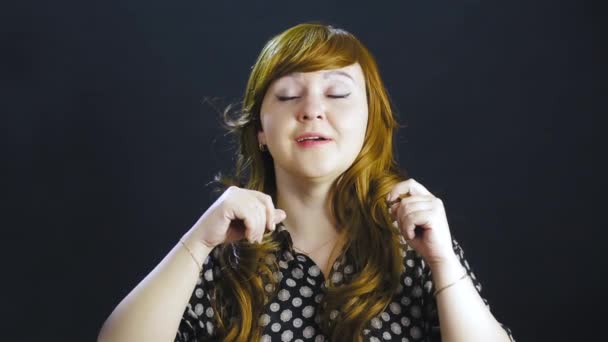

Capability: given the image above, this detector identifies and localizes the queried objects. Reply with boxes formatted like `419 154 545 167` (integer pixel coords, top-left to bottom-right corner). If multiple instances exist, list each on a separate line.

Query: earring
259 143 267 152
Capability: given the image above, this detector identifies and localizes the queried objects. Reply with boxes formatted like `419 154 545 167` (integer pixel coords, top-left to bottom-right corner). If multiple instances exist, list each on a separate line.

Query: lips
294 132 332 142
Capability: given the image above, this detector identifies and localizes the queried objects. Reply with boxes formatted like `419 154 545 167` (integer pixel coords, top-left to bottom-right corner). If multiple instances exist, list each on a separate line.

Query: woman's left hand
387 178 458 268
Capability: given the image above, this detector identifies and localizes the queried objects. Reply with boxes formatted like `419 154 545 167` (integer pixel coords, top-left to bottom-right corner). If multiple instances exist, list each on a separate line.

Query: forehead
272 63 365 86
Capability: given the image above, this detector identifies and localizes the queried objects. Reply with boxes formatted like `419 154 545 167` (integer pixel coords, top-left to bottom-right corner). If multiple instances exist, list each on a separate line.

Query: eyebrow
323 70 354 81
283 70 355 82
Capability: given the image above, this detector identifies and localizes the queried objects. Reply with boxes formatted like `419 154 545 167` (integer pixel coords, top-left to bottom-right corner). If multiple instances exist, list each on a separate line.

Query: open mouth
296 136 329 142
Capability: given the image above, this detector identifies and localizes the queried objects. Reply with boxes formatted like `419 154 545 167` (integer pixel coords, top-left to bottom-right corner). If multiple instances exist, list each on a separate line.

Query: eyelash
277 94 351 101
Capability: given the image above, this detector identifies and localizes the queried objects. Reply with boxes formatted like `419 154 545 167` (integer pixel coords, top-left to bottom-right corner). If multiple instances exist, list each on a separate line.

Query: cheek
261 112 290 143
336 106 368 141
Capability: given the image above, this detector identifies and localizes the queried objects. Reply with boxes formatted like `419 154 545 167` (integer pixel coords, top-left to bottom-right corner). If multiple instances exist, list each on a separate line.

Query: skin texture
256 63 368 275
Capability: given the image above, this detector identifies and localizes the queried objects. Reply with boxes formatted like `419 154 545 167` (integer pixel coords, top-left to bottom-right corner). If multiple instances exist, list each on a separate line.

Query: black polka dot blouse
175 225 515 341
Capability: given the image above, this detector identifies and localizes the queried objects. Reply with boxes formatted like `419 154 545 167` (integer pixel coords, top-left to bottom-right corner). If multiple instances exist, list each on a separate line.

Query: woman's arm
97 232 212 342
431 257 512 342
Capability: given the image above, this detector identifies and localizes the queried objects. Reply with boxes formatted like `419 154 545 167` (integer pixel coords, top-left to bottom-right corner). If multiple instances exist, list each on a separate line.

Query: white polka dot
381 312 390 321
391 322 402 335
270 302 280 312
302 305 315 318
205 307 214 318
281 330 293 341
306 277 317 286
406 259 415 267
265 283 275 293
330 310 339 320
371 317 382 329
280 309 293 322
403 276 413 286
333 261 341 270
194 303 204 316
308 265 321 277
315 335 325 342
286 278 296 287
261 334 271 342
271 322 281 332
278 289 291 301
204 269 213 281
389 302 402 315
345 265 354 274
259 314 270 326
300 286 313 298
279 260 289 269
370 337 380 342
401 316 410 327
296 255 307 262
292 297 302 307
293 318 303 328
303 326 315 338
424 280 433 293
195 288 204 298
292 268 304 279
410 326 422 339
382 331 392 340
206 321 214 335
401 297 411 306
331 272 343 283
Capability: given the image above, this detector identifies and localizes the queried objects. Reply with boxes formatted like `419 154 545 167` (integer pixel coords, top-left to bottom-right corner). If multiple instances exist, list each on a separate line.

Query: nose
297 94 326 122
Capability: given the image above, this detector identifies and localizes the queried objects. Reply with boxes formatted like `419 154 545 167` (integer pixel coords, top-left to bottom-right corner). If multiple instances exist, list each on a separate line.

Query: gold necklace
292 237 337 255
282 222 340 255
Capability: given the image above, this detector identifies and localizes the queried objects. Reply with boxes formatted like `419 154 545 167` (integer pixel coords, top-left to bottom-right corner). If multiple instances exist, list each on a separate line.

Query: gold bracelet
434 271 468 297
179 239 202 273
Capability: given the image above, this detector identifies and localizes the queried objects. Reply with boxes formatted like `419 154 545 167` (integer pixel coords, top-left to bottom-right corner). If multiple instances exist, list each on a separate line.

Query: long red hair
213 22 408 341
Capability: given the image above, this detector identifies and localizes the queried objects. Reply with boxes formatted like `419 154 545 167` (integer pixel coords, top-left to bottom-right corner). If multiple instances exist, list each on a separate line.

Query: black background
3 0 600 341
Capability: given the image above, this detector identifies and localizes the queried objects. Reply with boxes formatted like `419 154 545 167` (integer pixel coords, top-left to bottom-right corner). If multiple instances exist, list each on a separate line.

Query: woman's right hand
183 186 287 249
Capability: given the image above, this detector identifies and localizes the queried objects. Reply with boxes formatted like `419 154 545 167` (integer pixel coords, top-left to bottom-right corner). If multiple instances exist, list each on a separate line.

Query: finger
274 209 287 223
398 210 432 238
394 200 435 219
386 178 433 203
397 213 416 240
241 200 264 243
253 202 266 243
242 213 259 243
389 196 436 217
251 191 276 231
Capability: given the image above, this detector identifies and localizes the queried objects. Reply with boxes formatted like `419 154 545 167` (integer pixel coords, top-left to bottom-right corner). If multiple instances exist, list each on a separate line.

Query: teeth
298 136 323 142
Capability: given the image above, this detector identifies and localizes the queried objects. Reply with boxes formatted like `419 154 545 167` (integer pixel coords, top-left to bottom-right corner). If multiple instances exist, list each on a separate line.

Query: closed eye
276 93 351 101
327 93 351 99
277 95 299 101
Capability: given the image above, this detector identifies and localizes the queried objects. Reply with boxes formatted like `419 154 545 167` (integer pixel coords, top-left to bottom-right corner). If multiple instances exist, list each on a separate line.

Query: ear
257 130 266 145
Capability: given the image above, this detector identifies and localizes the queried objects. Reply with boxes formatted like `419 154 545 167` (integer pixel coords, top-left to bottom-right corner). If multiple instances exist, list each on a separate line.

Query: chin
297 164 348 181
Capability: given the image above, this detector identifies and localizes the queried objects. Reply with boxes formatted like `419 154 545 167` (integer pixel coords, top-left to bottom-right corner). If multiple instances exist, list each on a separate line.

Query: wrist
180 234 214 264
429 255 466 289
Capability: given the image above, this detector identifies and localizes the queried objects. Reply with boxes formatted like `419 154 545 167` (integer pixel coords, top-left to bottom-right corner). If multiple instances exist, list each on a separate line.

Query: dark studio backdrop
2 0 599 341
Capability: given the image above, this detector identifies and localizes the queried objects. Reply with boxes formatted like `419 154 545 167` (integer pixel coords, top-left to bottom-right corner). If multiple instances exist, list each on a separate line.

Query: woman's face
258 63 368 182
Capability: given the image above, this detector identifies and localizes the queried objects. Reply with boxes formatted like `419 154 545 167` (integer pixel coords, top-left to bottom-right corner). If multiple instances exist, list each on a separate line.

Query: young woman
98 23 515 342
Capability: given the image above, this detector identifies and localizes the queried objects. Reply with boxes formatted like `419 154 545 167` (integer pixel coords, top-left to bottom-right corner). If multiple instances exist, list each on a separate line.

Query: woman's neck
274 171 339 248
